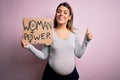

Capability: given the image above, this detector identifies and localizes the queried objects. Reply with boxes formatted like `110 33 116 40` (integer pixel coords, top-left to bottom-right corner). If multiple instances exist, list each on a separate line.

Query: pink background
0 0 120 80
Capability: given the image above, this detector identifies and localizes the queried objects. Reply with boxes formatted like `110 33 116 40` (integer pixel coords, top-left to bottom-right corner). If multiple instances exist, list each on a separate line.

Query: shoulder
52 28 56 36
71 29 79 37
70 32 78 40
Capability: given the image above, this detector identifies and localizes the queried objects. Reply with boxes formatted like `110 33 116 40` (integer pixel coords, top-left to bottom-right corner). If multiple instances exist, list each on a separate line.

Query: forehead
57 5 69 11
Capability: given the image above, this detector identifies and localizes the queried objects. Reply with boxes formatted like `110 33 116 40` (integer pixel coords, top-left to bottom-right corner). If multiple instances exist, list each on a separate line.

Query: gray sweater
26 29 89 75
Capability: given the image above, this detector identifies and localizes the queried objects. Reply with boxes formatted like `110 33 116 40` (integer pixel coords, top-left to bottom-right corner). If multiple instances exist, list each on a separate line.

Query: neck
57 24 67 30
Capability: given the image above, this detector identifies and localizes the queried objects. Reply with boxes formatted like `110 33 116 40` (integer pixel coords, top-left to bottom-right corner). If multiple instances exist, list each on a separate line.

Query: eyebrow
57 8 69 13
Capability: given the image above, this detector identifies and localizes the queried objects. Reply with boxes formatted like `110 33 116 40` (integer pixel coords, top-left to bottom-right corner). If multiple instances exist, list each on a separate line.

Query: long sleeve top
26 29 89 75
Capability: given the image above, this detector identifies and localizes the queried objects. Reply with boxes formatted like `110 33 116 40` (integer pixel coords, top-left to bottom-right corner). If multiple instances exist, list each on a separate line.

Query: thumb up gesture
86 27 93 41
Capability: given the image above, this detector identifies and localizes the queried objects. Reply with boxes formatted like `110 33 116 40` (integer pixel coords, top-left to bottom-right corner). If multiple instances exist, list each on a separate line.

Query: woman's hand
21 40 29 48
86 28 93 41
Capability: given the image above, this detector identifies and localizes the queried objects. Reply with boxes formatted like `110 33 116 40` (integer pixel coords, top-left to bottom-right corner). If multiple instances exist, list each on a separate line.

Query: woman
21 2 92 80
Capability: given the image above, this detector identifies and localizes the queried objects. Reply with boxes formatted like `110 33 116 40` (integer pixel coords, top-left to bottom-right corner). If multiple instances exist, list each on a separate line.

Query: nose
59 12 64 16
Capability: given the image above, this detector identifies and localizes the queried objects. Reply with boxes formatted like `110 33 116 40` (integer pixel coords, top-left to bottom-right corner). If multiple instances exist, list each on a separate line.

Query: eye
57 9 62 13
64 10 69 14
64 12 68 14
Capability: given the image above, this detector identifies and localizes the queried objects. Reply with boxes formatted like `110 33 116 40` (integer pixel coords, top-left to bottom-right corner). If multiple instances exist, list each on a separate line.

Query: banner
22 18 53 45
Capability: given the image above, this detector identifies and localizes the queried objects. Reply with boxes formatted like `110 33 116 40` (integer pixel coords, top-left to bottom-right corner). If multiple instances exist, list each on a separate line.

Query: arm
26 44 50 60
74 33 89 58
74 28 92 58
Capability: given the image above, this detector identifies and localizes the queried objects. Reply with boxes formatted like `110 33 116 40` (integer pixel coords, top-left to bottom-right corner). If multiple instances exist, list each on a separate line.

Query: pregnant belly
49 57 75 75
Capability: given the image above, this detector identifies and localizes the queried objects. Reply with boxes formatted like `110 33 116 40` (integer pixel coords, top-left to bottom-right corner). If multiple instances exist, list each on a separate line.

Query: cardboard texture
22 18 53 45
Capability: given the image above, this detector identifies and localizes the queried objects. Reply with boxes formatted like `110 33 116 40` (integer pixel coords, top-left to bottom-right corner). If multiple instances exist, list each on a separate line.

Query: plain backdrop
0 0 120 80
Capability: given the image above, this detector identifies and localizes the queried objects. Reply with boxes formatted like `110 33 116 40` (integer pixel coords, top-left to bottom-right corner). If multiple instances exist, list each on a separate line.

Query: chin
57 21 66 24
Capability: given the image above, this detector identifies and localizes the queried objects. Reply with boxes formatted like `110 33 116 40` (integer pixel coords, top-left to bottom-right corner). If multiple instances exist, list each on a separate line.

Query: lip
58 16 65 21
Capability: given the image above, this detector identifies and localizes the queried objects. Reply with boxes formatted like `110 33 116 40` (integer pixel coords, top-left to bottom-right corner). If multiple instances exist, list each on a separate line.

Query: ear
68 15 71 20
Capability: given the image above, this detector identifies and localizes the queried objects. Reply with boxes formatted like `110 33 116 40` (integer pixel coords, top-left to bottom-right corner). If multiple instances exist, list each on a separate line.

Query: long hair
54 2 75 32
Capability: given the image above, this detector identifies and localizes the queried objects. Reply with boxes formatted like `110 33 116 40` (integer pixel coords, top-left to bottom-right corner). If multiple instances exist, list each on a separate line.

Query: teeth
59 17 64 20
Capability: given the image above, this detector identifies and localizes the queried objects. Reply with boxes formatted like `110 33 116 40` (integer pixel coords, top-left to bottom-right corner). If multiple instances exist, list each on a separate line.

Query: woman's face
56 5 71 26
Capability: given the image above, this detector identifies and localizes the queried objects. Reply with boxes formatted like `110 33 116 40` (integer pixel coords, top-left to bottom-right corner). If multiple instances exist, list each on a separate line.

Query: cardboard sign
22 18 53 45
